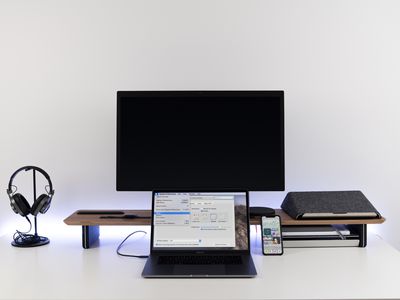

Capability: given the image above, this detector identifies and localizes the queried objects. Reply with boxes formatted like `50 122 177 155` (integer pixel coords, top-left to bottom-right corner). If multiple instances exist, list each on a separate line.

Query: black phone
261 215 284 255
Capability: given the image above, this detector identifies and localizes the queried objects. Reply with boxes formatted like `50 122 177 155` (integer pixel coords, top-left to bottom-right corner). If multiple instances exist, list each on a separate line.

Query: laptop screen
152 192 249 251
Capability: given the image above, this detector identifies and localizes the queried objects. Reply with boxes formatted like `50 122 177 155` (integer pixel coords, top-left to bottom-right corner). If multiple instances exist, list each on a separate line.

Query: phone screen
262 216 283 255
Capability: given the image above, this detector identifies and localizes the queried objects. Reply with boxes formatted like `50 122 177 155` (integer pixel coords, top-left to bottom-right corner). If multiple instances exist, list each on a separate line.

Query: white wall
1 0 399 248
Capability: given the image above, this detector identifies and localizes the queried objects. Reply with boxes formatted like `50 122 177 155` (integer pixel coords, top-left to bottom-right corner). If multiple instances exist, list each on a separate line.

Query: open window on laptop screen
152 192 249 251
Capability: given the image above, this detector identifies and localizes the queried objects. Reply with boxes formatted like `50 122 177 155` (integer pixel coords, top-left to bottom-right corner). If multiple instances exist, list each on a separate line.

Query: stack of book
282 225 360 248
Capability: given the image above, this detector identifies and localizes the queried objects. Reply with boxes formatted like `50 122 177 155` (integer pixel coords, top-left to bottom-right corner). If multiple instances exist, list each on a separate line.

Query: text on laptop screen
153 192 248 250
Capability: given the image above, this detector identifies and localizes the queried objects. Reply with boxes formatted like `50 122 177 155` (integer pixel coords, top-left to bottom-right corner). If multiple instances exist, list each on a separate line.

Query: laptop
142 191 257 278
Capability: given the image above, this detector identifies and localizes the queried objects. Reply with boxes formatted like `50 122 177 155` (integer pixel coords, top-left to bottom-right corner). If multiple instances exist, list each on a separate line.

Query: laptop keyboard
158 255 243 265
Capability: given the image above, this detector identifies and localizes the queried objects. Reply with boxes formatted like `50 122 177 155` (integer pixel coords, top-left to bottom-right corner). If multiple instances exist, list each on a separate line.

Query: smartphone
261 215 283 255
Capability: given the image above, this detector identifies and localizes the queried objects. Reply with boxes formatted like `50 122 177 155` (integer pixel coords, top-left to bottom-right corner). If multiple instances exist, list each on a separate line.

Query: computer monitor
117 91 284 191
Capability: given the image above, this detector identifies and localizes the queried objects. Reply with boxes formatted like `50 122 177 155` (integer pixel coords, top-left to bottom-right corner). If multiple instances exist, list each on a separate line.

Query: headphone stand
11 169 50 248
11 234 49 248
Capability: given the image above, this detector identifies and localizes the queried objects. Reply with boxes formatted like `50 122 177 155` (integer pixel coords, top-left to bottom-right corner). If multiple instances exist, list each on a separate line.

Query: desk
0 226 399 300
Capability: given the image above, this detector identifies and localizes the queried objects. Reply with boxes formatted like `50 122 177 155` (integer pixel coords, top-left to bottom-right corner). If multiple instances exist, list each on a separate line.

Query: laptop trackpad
174 265 226 276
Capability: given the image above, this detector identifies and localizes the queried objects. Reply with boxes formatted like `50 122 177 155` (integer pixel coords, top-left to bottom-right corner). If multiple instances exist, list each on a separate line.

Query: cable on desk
116 230 149 258
13 217 35 245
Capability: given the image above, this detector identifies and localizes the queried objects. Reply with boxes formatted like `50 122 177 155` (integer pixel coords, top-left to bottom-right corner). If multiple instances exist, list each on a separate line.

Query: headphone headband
8 166 54 195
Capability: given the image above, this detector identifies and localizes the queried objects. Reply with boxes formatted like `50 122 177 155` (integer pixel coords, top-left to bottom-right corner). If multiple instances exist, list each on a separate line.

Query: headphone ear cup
11 193 31 217
31 194 51 216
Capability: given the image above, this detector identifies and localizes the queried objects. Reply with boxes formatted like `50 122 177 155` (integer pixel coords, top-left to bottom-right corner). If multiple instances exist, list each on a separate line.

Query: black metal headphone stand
11 169 50 248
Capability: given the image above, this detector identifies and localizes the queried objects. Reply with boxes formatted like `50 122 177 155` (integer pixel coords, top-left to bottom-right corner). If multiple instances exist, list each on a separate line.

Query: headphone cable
13 216 39 245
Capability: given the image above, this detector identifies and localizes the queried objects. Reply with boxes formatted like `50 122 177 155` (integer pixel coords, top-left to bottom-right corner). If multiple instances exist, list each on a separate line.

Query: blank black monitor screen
117 91 284 191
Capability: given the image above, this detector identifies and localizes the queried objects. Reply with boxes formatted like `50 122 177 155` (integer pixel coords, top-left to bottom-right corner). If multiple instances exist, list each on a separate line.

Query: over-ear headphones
7 166 54 217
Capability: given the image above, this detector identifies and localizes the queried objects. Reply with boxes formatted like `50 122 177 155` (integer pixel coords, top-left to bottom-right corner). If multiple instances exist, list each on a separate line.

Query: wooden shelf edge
64 209 385 226
64 210 152 226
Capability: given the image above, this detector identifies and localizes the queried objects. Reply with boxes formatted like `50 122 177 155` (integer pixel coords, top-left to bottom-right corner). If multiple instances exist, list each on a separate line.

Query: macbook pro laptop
142 191 257 278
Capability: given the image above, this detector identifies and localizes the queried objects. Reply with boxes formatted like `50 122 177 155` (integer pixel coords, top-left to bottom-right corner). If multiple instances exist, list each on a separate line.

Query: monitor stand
249 207 275 217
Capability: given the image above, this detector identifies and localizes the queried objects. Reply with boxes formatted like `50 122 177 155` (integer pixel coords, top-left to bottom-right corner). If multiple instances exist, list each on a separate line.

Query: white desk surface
0 225 399 300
